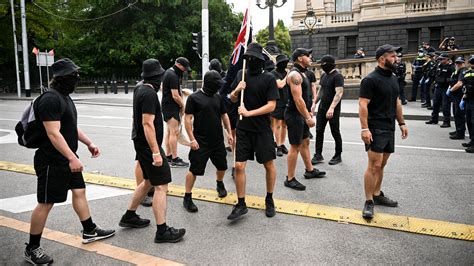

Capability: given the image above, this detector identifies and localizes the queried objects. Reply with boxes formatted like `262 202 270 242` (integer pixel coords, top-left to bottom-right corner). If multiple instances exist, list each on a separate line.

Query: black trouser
411 73 423 101
315 108 342 156
398 80 406 102
452 93 466 135
420 76 433 105
431 84 451 123
466 99 474 141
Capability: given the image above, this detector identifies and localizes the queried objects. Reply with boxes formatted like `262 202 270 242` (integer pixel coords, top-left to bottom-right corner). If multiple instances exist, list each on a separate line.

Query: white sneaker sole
82 232 116 244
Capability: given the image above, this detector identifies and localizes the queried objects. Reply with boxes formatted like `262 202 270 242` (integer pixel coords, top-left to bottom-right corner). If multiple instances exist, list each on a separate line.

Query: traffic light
192 32 202 57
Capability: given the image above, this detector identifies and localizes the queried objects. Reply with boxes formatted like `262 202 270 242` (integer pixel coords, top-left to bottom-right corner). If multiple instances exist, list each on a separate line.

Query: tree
256 19 291 57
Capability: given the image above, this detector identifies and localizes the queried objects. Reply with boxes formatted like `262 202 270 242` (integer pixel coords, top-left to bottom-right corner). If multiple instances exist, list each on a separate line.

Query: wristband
152 152 160 156
398 123 406 126
190 140 197 143
361 128 370 132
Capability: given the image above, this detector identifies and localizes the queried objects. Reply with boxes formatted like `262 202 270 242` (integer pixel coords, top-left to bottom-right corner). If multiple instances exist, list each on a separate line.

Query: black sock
27 233 42 250
184 193 192 199
81 217 96 233
237 197 245 206
157 223 167 234
366 200 374 204
266 192 273 200
287 176 295 181
147 187 154 197
216 180 224 188
124 210 136 218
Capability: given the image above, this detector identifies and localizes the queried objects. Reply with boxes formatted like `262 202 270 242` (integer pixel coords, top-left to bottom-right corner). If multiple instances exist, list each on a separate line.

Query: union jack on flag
231 9 252 65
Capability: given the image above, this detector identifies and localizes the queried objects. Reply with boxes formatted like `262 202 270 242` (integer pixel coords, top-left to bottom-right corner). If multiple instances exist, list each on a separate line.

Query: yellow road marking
0 215 182 266
1 161 473 242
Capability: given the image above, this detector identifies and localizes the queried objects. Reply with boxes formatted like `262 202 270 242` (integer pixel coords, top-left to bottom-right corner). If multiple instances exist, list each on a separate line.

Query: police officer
446 57 467 139
420 53 435 107
426 53 455 127
459 56 474 153
393 53 407 105
410 49 426 102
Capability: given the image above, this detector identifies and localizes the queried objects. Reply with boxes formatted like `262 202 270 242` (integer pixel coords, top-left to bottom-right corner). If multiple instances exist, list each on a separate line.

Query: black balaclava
247 56 264 74
321 63 335 73
173 64 184 77
276 61 288 73
57 74 80 95
145 75 162 92
202 70 223 96
209 59 222 73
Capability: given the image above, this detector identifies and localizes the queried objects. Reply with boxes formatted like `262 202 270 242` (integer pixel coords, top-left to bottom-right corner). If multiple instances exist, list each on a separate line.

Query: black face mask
276 62 287 72
321 63 335 73
58 75 80 94
202 85 219 96
247 57 263 74
145 75 162 92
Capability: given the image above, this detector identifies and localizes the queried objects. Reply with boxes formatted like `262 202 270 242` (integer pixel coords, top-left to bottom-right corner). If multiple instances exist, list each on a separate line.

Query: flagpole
239 0 252 121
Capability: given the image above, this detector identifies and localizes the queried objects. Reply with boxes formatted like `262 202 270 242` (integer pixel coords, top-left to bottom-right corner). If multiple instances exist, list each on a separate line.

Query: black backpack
15 89 66 148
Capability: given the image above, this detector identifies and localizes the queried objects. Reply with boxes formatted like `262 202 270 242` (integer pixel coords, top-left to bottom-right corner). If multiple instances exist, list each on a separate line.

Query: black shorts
34 163 86 204
365 129 395 153
134 141 172 186
235 128 276 164
163 109 180 122
271 107 285 120
189 144 228 176
285 111 310 145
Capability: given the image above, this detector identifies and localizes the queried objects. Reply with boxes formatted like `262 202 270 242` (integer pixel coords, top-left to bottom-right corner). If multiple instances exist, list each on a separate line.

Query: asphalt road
0 95 472 265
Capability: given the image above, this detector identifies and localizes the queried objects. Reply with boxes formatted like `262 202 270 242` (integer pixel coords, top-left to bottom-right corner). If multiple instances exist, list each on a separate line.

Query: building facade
290 0 474 59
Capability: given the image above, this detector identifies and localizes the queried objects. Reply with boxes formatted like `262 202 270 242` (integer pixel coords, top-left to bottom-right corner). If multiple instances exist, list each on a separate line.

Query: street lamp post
256 0 287 55
298 5 322 51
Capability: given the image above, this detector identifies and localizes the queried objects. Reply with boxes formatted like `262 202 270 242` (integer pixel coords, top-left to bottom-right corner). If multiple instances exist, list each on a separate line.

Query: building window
430 27 443 48
335 0 352 12
407 29 420 53
346 36 357 58
328 37 338 57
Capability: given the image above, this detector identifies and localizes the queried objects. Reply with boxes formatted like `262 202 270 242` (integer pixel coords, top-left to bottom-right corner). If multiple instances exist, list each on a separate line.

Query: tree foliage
256 19 291 57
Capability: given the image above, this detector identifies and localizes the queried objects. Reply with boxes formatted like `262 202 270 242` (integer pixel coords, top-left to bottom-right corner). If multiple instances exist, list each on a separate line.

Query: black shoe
303 168 326 179
328 155 342 165
309 132 314 139
265 198 276 218
227 203 248 220
25 245 53 265
166 155 172 162
440 123 451 128
311 154 324 165
421 103 430 108
373 191 398 207
226 147 232 152
119 213 150 228
449 131 457 136
154 226 186 243
408 99 416 102
462 142 472 148
183 197 198 213
140 196 153 207
427 106 433 110
276 147 283 157
362 200 374 220
82 225 116 244
170 157 189 168
450 134 465 140
284 177 306 190
216 182 227 198
401 101 407 105
425 120 438 125
280 144 288 154
466 146 474 153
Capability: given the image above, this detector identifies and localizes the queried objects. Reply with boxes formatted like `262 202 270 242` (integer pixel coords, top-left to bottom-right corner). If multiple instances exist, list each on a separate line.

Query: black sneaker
309 132 314 139
362 200 374 220
280 144 288 154
276 147 283 157
466 146 474 153
328 155 342 165
440 122 451 128
265 198 276 218
227 203 248 220
170 157 189 168
311 154 324 165
401 101 407 105
166 155 172 162
216 183 227 198
449 131 457 136
303 169 326 179
284 177 306 191
427 106 433 110
140 195 153 207
226 147 232 152
25 245 53 265
82 225 116 244
119 213 150 228
462 141 472 148
154 226 186 243
450 134 465 140
425 120 437 124
183 197 198 213
373 191 398 207
421 103 429 108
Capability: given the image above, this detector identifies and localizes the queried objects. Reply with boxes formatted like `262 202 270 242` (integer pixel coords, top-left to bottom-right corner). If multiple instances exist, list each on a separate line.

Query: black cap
454 57 465 63
375 44 402 60
358 47 365 51
209 58 222 72
176 57 191 72
438 53 449 60
203 70 225 91
292 48 312 62
422 41 430 45
243 43 265 61
469 55 474 64
318 55 335 64
450 36 456 40
276 54 289 65
141 59 165 78
51 58 80 77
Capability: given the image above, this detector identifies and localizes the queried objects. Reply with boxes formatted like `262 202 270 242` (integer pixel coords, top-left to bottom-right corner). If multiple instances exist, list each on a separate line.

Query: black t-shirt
185 90 226 147
359 67 399 131
132 84 164 147
306 70 316 99
287 65 312 114
230 69 279 132
161 66 182 112
270 69 288 109
318 70 344 112
35 90 78 165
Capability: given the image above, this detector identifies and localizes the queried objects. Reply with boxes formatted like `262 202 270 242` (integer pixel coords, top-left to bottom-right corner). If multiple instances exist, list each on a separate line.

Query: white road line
0 184 133 213
80 115 131 120
78 124 131 129
313 139 466 152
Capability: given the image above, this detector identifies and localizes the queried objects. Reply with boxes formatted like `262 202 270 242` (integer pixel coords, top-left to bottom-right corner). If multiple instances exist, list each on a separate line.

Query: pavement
0 93 472 265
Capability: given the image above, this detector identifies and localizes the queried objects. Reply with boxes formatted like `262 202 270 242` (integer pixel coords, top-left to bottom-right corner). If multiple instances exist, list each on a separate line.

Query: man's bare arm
288 72 311 119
